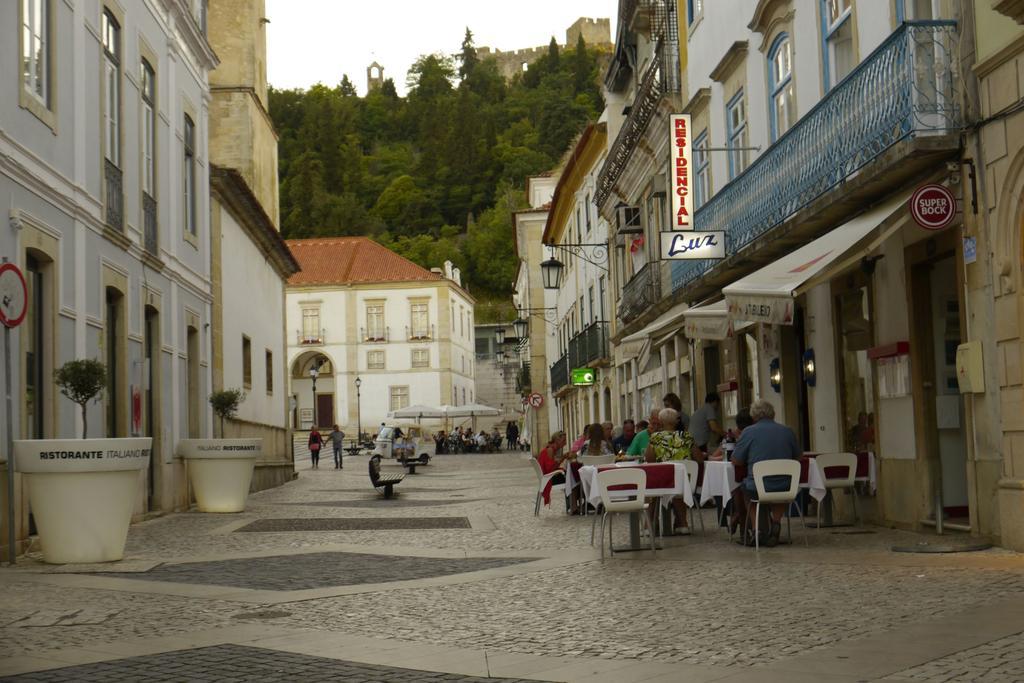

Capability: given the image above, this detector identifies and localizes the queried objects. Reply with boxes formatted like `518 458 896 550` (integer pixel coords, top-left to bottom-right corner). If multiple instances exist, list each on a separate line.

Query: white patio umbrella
446 403 501 431
390 404 446 421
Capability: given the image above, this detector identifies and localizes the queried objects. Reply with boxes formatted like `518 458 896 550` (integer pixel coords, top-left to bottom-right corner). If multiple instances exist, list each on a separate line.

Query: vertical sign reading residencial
670 114 693 230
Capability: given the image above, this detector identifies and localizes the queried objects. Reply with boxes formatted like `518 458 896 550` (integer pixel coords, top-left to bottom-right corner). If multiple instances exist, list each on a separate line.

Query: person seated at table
434 430 448 455
626 412 660 458
582 422 614 456
569 427 589 455
707 408 754 533
644 408 695 534
393 428 413 460
732 399 802 547
601 422 615 451
536 431 579 513
612 419 636 453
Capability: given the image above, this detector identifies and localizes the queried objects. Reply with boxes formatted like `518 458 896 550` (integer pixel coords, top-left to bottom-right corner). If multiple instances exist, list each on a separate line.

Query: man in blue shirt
732 399 802 546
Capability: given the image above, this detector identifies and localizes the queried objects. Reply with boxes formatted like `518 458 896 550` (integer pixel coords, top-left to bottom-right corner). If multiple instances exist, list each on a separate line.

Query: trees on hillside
268 30 605 309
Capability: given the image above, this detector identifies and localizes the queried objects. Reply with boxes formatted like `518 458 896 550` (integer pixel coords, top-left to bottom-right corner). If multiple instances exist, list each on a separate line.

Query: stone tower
206 0 280 226
367 61 385 92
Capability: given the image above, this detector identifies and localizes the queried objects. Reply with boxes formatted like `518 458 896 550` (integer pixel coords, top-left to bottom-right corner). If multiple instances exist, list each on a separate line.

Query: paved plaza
2 451 1024 682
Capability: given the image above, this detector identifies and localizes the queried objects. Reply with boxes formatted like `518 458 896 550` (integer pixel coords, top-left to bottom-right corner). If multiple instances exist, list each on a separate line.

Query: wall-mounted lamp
769 358 782 393
496 349 505 363
495 327 506 345
540 256 564 290
513 316 529 340
802 349 817 387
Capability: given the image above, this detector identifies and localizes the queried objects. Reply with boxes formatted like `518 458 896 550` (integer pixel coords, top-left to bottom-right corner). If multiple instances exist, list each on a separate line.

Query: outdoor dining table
577 461 695 551
700 458 827 509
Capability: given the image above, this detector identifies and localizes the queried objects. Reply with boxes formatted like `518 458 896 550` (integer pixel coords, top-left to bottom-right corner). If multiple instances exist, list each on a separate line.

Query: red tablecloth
597 462 677 490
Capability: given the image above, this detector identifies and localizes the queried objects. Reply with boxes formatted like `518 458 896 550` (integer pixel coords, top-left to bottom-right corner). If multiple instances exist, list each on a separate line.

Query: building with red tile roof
285 237 477 434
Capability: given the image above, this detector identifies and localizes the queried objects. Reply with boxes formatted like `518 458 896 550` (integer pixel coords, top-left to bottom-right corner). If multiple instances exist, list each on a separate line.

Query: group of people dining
534 391 803 547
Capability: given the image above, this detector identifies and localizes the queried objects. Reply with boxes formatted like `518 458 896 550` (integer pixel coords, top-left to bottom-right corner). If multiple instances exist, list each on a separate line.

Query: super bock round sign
910 184 957 231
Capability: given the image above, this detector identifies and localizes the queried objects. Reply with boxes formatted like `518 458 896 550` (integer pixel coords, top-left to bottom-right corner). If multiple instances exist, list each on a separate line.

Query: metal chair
529 458 566 516
744 459 807 550
595 468 656 559
815 452 859 527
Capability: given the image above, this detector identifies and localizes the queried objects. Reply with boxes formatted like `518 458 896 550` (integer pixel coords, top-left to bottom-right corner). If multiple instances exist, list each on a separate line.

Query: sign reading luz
669 114 693 230
660 231 727 260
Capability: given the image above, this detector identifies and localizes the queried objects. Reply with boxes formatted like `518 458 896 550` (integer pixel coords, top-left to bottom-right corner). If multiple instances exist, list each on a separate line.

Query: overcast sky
265 0 618 95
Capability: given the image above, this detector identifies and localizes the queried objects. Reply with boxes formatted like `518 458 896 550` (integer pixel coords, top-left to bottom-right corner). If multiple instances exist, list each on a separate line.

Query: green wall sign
571 368 596 386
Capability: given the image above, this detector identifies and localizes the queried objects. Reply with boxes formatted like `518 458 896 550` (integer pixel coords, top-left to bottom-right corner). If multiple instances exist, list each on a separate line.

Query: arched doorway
290 351 336 429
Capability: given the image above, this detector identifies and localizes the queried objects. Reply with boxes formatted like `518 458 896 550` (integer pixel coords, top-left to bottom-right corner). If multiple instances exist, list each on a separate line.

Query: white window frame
694 130 711 208
367 350 385 370
389 385 410 412
366 302 385 341
410 302 430 339
301 308 321 343
768 35 795 141
141 59 156 197
726 90 748 180
411 348 429 368
183 114 196 236
102 9 121 167
21 0 50 107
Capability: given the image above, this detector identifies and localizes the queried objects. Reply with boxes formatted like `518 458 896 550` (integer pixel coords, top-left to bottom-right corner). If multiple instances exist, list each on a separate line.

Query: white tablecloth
578 462 694 509
699 460 826 503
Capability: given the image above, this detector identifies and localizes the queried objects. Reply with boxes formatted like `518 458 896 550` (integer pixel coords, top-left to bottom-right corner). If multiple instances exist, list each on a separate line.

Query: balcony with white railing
406 324 435 342
671 21 962 294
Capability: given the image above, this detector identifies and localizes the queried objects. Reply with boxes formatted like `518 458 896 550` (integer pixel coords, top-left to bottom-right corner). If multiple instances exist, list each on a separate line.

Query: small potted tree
14 359 152 564
176 389 261 513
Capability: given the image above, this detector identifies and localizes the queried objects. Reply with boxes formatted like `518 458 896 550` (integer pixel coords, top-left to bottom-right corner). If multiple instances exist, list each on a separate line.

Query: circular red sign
910 184 957 231
0 262 28 328
528 392 544 408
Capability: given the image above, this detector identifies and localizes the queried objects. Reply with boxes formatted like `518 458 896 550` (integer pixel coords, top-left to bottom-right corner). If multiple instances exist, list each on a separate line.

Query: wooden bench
398 453 430 474
369 455 404 498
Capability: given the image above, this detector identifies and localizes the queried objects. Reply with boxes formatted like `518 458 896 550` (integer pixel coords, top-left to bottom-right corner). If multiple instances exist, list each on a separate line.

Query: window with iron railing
410 302 430 339
301 309 321 344
366 303 385 341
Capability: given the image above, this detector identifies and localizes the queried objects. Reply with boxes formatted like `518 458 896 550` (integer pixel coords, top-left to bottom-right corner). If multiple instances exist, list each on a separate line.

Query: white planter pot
177 439 261 513
14 438 152 564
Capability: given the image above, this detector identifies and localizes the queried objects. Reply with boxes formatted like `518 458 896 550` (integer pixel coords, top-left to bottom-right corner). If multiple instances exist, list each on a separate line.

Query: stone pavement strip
2 452 1024 682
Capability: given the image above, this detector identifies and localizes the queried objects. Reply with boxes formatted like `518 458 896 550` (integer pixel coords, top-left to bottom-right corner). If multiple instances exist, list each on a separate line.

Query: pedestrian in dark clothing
506 422 520 450
308 428 324 469
329 424 346 469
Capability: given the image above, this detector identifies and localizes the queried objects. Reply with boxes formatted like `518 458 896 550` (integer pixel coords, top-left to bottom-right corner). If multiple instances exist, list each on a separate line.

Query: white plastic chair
745 459 807 550
578 454 615 466
530 458 566 516
681 460 706 535
815 452 859 527
596 468 656 559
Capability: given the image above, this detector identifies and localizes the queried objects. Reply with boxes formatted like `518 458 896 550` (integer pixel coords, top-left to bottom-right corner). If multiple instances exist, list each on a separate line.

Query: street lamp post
354 376 362 446
309 363 320 429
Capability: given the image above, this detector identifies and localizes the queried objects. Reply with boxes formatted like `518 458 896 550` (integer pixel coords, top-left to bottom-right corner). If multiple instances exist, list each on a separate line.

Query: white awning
620 303 689 345
683 300 733 341
723 191 911 325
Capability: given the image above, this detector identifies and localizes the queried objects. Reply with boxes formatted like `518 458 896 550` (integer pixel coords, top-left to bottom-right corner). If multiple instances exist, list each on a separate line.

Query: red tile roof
285 237 444 286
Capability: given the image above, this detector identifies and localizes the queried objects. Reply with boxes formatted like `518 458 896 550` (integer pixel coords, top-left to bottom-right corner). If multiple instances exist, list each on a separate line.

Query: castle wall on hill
478 17 612 81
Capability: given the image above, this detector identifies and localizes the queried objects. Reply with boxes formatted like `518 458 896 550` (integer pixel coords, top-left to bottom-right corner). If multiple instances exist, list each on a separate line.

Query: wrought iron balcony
406 324 435 342
104 159 124 232
671 21 962 292
550 354 569 394
568 321 610 368
619 262 660 325
595 60 663 210
361 326 389 343
297 329 325 346
143 192 158 255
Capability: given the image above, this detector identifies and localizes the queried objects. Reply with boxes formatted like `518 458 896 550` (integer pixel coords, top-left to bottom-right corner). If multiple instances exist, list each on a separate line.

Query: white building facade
1 0 218 544
286 238 475 437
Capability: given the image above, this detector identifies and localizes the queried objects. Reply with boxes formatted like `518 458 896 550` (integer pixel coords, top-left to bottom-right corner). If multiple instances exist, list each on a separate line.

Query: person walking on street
329 424 346 469
690 392 726 453
308 427 324 469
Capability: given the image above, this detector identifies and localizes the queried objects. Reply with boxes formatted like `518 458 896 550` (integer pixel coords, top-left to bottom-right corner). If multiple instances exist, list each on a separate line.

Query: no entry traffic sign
527 392 544 409
910 184 957 231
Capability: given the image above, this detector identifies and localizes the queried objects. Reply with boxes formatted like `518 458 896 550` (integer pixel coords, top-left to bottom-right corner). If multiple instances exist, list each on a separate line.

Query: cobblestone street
2 453 1024 682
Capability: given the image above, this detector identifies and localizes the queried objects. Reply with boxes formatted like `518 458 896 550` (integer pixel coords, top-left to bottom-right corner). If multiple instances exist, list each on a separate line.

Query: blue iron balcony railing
671 21 961 292
550 354 569 393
